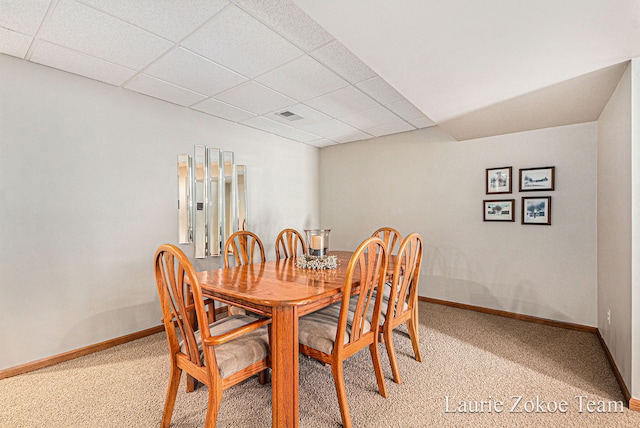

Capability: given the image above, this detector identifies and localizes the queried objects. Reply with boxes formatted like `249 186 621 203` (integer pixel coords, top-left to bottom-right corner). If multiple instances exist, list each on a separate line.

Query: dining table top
196 250 354 308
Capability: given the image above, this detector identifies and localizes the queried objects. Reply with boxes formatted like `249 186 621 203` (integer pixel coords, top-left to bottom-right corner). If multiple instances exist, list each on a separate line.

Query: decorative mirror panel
177 146 247 258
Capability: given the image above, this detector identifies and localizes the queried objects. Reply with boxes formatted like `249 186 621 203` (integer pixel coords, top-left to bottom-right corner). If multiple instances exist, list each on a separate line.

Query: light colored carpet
1 302 639 427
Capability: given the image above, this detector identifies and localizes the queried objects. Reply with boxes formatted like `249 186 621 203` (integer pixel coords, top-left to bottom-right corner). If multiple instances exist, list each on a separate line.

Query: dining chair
298 237 389 428
372 227 402 255
153 244 271 428
275 228 305 259
224 230 266 268
379 232 424 384
224 231 266 316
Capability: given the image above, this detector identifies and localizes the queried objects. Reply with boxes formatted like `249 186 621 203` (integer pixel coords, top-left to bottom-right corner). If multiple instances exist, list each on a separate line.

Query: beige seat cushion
298 303 372 355
181 315 269 378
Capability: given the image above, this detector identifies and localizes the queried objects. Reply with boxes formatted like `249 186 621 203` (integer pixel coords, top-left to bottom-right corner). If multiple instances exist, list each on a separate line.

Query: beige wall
320 122 598 326
597 62 633 393
0 54 320 370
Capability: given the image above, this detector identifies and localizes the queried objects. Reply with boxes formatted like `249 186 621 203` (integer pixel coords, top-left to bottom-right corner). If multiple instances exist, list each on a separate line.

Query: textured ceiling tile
145 48 247 96
40 0 172 69
240 116 320 142
233 0 334 51
30 41 137 85
267 103 331 127
407 115 436 128
191 98 256 122
365 121 415 137
0 28 32 58
78 0 229 41
182 5 302 78
356 76 405 105
310 40 376 84
299 118 359 139
339 106 401 130
255 54 348 101
304 85 378 117
214 81 296 115
332 130 372 144
305 138 337 148
124 74 207 106
0 0 51 35
385 99 425 120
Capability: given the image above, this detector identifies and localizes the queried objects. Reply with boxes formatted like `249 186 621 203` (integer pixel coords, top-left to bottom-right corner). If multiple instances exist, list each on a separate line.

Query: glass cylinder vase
304 229 331 259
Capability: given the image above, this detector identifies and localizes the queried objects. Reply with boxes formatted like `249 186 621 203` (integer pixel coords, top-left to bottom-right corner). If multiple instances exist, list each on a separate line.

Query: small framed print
486 167 512 194
484 199 515 222
522 196 551 225
519 166 555 192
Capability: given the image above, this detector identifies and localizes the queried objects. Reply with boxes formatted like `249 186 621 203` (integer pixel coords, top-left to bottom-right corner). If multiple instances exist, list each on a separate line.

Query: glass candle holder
304 229 331 259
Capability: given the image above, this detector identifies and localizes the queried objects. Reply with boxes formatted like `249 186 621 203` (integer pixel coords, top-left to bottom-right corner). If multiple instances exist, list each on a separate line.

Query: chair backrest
387 233 423 320
224 231 266 268
372 227 402 255
275 228 305 259
154 244 216 371
337 237 388 352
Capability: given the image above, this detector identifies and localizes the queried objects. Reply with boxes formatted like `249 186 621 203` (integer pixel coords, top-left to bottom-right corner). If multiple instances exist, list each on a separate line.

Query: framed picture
486 166 512 194
484 199 515 222
522 196 551 225
519 166 555 191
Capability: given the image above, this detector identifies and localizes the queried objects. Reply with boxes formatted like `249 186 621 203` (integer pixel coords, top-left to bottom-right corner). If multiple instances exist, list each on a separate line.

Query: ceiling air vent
276 110 304 121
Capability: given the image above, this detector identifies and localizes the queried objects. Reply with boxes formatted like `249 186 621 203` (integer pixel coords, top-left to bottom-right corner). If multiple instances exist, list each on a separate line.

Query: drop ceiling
2 0 639 145
0 0 433 147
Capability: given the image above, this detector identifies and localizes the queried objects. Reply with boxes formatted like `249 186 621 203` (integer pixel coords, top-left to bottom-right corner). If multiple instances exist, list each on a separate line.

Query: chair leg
369 343 388 398
407 312 422 362
331 362 352 428
204 382 222 428
258 368 271 385
186 374 197 392
383 327 402 384
161 364 182 428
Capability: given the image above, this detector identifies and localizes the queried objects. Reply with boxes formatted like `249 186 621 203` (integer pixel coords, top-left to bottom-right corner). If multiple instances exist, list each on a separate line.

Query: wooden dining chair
379 232 424 384
372 227 402 255
224 230 266 268
298 237 389 428
153 244 271 428
275 228 305 259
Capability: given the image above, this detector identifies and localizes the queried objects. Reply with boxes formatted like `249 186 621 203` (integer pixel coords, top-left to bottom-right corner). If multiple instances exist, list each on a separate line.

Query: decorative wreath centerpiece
295 254 338 270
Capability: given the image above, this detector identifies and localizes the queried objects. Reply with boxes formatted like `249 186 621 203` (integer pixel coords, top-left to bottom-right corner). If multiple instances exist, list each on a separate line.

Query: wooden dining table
196 250 356 427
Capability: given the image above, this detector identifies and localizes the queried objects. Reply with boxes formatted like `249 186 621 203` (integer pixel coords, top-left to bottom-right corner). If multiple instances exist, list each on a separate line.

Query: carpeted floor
1 302 639 427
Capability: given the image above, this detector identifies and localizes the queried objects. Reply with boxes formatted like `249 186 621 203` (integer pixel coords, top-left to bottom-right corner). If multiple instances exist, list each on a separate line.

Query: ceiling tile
306 138 337 148
124 74 206 106
385 99 425 120
332 130 372 144
255 54 348 101
78 0 229 41
182 5 303 78
240 116 320 142
310 40 376 84
299 119 360 139
0 0 51 35
30 41 137 86
144 47 247 96
0 28 32 58
233 0 334 51
191 98 256 122
214 81 296 115
339 106 402 130
304 85 378 117
365 121 415 137
356 76 405 105
267 103 331 127
407 115 436 128
40 0 172 69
